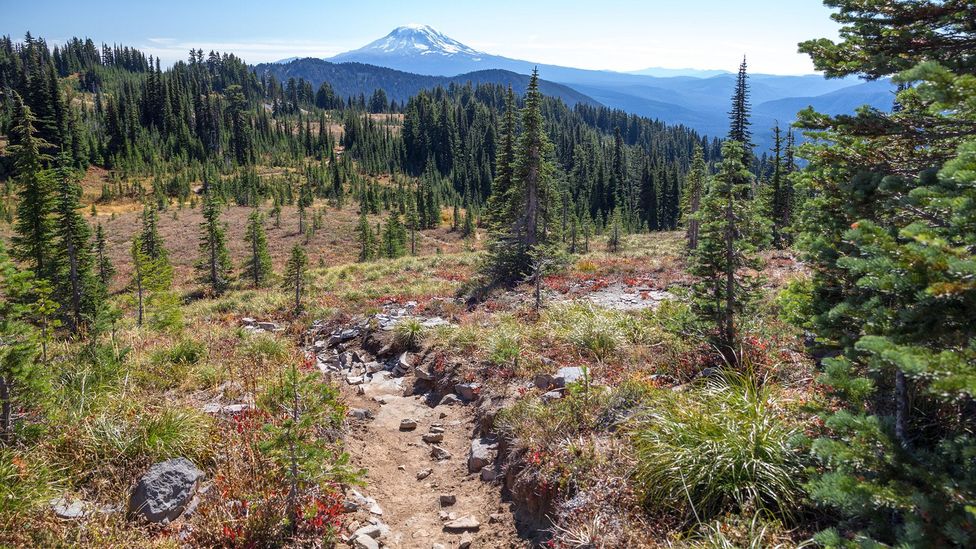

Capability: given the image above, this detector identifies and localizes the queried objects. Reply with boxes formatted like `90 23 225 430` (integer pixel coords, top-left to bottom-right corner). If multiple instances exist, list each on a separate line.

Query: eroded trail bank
307 304 526 548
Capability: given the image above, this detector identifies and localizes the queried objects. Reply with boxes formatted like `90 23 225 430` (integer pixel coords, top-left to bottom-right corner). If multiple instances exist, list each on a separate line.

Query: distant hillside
252 58 599 107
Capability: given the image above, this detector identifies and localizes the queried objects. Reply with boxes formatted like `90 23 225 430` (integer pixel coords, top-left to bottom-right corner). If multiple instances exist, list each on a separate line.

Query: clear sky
0 0 841 75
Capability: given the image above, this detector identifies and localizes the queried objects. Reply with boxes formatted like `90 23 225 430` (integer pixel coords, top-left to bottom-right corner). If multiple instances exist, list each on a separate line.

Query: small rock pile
240 317 283 334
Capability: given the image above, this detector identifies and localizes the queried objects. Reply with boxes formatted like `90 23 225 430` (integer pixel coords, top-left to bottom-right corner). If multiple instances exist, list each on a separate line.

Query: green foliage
196 192 233 295
393 318 425 351
8 93 55 282
242 208 274 287
356 210 376 262
481 70 560 285
689 140 763 360
0 449 59 530
380 210 407 259
282 244 308 313
632 372 804 523
0 243 49 442
796 4 976 545
259 361 363 532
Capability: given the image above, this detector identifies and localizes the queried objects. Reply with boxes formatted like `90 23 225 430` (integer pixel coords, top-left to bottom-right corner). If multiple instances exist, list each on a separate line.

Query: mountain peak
336 25 484 59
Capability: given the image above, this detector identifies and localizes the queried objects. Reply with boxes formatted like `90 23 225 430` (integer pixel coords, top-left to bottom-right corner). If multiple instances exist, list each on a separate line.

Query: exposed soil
338 376 524 548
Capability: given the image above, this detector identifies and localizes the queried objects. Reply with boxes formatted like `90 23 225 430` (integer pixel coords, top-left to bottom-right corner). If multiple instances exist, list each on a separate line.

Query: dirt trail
338 373 523 548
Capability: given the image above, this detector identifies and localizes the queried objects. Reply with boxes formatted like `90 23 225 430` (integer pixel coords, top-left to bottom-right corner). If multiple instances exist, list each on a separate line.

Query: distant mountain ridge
252 58 598 107
270 25 893 147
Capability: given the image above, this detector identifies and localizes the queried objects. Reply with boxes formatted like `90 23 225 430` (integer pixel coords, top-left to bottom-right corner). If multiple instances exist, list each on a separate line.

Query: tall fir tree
196 192 233 295
727 57 753 169
242 208 273 287
9 93 55 282
681 146 707 250
689 140 760 363
93 223 115 290
52 152 97 331
795 2 976 545
356 210 375 262
282 244 308 314
482 69 559 284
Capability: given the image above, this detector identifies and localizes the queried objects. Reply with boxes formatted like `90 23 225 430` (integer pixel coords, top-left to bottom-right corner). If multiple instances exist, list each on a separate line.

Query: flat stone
439 394 461 406
256 321 279 332
352 534 379 549
339 328 360 341
365 361 385 374
541 390 563 403
428 426 445 434
353 524 383 539
50 497 87 519
346 375 365 385
439 494 456 506
422 432 444 444
459 533 474 548
416 468 433 480
443 515 481 532
348 408 371 420
489 513 506 523
241 317 256 326
455 383 481 401
553 366 585 388
431 445 452 461
399 418 418 431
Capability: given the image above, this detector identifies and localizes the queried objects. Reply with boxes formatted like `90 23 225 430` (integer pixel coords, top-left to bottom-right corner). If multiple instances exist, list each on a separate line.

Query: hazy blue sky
1 0 841 74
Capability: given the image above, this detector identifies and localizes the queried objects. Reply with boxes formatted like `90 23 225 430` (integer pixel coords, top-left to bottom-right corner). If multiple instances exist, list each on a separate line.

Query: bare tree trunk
67 238 81 332
723 193 736 363
135 267 144 327
895 370 910 449
0 376 11 445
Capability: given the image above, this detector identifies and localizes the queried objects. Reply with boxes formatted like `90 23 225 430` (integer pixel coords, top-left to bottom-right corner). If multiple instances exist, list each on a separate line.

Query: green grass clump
0 449 59 530
393 318 426 351
632 372 804 522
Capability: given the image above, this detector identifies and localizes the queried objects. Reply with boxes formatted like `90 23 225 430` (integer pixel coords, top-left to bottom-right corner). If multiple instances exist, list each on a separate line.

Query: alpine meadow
0 1 974 547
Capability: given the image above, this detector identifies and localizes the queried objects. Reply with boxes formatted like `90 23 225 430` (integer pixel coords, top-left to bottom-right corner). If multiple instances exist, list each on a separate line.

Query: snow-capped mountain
328 24 497 74
353 24 483 57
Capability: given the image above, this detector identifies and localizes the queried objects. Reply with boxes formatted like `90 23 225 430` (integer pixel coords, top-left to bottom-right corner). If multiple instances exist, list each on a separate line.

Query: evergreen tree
281 244 308 314
482 70 559 284
9 93 55 281
727 57 753 168
689 140 760 363
242 208 273 287
681 146 707 250
0 242 47 443
796 2 976 544
196 193 233 295
93 223 115 289
52 152 97 331
380 210 407 259
356 210 375 262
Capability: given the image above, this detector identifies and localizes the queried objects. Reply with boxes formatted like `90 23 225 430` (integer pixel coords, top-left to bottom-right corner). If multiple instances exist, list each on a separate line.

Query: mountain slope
321 25 893 146
252 58 599 107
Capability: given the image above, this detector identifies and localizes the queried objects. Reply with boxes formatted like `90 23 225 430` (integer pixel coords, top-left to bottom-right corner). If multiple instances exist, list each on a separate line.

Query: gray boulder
128 457 203 523
468 438 496 473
